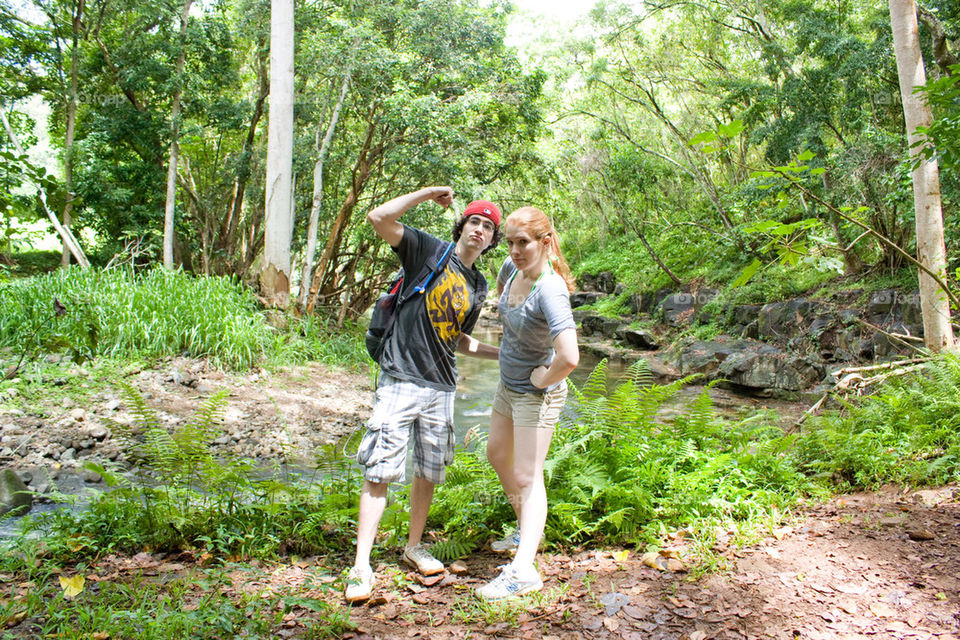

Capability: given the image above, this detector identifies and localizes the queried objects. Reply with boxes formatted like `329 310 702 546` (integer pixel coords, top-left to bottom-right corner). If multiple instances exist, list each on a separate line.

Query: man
346 186 501 603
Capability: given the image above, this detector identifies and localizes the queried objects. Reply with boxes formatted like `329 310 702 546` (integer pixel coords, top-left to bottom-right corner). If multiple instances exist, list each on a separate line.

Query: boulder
570 292 605 308
661 293 697 325
719 352 825 391
619 329 659 350
0 468 32 516
580 314 606 337
677 338 779 377
601 318 623 339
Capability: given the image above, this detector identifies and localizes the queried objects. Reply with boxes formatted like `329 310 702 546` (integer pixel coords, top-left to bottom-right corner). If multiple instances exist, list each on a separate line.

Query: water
1 327 803 538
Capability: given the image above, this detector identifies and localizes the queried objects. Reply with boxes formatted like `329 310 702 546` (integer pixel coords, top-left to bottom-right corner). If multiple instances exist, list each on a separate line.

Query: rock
570 292 604 308
84 425 109 440
580 314 606 336
867 290 897 316
677 338 778 378
69 408 85 422
83 470 103 484
718 352 825 391
601 318 623 339
660 293 696 325
620 329 658 350
0 468 33 516
60 447 77 462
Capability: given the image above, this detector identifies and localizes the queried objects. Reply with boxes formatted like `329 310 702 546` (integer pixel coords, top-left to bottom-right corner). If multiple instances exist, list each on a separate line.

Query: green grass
0 555 354 639
0 266 369 371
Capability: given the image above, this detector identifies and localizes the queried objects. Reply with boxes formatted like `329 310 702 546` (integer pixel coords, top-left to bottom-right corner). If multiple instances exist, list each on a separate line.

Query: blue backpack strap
412 241 455 295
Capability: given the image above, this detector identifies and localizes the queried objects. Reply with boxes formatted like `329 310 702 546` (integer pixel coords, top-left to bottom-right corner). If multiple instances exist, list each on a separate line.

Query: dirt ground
3 361 960 639
339 485 960 640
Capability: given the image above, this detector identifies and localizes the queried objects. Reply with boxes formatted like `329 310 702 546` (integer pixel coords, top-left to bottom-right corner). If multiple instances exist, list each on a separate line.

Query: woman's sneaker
344 565 374 603
401 544 444 575
490 530 520 553
476 565 543 600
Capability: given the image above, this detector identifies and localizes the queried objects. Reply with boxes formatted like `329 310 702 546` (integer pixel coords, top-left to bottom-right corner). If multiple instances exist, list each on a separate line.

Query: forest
0 0 959 637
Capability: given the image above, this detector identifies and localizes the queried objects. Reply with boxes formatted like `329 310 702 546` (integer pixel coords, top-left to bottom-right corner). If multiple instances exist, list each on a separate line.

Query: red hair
505 207 575 293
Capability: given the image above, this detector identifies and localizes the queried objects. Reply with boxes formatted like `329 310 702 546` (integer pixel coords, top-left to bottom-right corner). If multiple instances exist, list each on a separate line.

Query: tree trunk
61 0 84 268
260 0 295 307
306 112 381 313
1 111 89 267
221 39 268 267
163 0 192 269
298 71 350 310
889 0 955 351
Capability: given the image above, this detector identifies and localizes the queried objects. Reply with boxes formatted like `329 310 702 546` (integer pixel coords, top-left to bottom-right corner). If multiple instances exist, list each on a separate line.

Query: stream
1 326 806 539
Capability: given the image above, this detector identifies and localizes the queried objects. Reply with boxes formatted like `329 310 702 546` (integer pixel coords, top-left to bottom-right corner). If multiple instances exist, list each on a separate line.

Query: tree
889 0 954 351
162 0 192 269
260 0 294 306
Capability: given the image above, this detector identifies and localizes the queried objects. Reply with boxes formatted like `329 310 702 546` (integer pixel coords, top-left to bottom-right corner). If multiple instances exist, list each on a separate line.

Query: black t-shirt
378 225 488 391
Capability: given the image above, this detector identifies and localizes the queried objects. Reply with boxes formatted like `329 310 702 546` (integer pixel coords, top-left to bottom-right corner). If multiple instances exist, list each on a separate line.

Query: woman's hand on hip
530 365 550 389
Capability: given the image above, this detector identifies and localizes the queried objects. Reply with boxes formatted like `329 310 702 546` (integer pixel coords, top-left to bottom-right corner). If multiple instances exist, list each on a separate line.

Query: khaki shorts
492 379 568 430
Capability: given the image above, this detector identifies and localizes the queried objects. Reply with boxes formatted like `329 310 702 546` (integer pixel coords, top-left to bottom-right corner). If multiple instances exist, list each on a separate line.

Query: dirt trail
3 359 959 639
343 485 959 639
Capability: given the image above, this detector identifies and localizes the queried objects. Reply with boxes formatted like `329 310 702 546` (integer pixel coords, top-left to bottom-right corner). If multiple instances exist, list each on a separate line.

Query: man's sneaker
344 565 374 603
401 544 444 576
490 530 520 552
476 565 543 600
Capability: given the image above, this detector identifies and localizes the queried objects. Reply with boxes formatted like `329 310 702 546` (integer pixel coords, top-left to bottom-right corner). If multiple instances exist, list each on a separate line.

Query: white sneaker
344 565 374 603
476 565 543 600
490 529 520 552
401 544 444 576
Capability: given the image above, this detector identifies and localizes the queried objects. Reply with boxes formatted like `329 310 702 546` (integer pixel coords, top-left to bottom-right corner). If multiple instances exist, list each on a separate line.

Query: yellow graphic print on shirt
426 267 470 348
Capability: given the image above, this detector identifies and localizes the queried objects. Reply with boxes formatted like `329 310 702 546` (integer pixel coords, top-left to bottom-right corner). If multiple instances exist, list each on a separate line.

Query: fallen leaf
3 610 27 628
602 617 620 632
59 575 85 599
416 574 444 587
906 529 935 541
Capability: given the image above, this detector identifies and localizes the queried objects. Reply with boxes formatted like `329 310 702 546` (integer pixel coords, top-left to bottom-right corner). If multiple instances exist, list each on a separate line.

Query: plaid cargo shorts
356 373 456 484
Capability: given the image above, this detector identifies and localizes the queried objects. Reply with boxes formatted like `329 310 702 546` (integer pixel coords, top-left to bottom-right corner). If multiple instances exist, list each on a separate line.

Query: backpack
365 241 456 363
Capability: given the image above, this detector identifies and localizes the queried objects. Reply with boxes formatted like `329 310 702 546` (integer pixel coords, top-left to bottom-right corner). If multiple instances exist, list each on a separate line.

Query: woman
477 207 579 600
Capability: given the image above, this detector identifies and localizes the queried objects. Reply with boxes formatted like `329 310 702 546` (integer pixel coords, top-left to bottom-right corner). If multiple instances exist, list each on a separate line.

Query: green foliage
432 360 812 554
0 267 369 370
15 383 364 561
794 353 960 489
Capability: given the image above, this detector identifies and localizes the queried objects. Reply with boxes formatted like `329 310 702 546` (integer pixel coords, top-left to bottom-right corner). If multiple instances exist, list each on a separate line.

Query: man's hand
430 187 454 209
368 186 455 248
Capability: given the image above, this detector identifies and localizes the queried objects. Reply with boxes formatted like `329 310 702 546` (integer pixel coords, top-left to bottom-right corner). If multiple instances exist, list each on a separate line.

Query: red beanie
461 200 501 228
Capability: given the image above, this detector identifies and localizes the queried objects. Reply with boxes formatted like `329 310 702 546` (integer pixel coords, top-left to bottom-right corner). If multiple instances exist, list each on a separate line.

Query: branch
773 169 960 311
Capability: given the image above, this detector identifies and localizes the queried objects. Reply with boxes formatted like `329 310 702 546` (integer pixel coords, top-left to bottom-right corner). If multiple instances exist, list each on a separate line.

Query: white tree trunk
260 0 295 306
1 111 89 268
297 71 350 309
61 0 84 268
889 0 955 351
163 0 193 269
